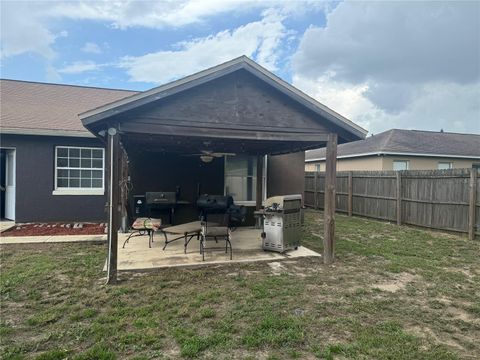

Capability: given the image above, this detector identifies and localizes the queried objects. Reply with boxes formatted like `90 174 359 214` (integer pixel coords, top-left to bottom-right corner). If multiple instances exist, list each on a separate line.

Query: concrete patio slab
0 221 15 233
113 227 321 271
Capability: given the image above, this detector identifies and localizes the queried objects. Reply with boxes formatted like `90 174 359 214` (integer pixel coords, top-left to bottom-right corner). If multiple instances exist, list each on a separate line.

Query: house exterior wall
127 151 225 225
0 134 107 223
127 151 307 225
382 156 476 170
268 151 305 199
0 133 308 224
305 156 383 172
306 155 478 172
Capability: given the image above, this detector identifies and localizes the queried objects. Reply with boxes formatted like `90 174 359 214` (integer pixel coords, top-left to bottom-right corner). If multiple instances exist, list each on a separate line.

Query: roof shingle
0 79 138 135
305 129 480 160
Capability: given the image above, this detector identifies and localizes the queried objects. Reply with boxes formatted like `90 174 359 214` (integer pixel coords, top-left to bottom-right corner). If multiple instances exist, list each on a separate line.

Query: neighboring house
0 57 366 223
305 129 480 172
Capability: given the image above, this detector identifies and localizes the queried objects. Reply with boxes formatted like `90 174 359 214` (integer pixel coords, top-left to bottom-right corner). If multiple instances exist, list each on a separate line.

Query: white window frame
393 160 409 171
53 146 105 195
224 155 267 206
438 161 453 170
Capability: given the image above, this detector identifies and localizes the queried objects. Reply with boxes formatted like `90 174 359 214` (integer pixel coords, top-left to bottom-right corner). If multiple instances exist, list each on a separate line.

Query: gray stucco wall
0 133 306 223
267 151 306 201
0 134 107 223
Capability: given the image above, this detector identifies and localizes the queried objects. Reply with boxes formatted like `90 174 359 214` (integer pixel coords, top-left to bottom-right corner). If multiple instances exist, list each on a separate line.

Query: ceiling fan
184 150 236 163
183 141 236 162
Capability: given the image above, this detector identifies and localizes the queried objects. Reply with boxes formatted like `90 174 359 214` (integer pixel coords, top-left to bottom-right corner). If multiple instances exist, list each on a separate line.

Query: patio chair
200 213 232 261
123 217 162 248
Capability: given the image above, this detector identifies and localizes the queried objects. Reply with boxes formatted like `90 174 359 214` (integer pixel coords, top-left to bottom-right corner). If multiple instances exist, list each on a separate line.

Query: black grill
196 194 233 213
146 192 177 207
144 191 178 225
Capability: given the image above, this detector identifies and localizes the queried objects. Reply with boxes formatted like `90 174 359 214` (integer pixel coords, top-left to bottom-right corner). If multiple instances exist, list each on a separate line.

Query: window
315 163 321 172
54 146 104 195
438 162 453 170
393 160 409 171
224 155 266 204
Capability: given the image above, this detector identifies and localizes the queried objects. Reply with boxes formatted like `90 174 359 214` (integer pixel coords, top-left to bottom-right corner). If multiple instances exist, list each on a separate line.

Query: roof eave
0 127 95 138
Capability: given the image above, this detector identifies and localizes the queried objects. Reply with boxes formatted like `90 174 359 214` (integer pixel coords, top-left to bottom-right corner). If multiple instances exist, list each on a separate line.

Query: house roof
80 56 367 141
305 129 480 161
0 79 138 137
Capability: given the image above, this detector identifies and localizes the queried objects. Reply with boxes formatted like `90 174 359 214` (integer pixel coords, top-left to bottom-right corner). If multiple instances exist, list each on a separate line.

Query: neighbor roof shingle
0 79 138 135
305 129 480 161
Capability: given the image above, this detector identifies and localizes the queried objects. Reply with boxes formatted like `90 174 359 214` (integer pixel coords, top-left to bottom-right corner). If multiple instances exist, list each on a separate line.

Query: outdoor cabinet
133 195 146 217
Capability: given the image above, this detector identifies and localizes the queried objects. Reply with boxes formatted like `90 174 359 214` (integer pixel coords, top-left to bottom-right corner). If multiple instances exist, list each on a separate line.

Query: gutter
0 128 95 138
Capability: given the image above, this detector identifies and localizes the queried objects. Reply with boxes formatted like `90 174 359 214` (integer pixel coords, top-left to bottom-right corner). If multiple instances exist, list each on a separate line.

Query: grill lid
146 192 177 205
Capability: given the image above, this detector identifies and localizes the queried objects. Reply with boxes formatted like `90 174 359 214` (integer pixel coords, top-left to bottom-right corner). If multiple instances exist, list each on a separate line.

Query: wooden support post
323 133 337 265
396 171 402 226
314 171 318 210
106 129 120 284
347 171 353 216
256 155 263 211
468 169 477 240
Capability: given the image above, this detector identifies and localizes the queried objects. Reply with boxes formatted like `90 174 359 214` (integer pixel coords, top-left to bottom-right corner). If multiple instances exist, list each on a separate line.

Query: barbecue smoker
261 194 302 253
196 194 246 226
145 191 178 225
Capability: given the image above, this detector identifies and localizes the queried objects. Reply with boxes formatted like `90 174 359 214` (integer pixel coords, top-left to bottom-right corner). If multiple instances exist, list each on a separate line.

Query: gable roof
80 56 367 141
0 79 138 137
305 129 480 161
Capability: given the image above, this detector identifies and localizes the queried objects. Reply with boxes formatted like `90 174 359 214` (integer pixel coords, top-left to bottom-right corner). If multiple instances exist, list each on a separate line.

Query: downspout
106 128 116 284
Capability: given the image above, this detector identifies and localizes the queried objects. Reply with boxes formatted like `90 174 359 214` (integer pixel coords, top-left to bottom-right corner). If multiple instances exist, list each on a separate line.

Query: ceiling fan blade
212 152 236 157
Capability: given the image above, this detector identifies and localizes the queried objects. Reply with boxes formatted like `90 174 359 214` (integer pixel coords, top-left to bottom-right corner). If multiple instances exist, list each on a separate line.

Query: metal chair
200 213 232 261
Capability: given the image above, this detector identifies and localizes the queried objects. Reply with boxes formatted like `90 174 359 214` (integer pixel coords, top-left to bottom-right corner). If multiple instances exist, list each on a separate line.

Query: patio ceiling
120 132 327 156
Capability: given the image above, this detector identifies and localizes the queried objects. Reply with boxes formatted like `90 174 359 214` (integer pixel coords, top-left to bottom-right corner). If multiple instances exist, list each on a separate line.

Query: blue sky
1 1 479 134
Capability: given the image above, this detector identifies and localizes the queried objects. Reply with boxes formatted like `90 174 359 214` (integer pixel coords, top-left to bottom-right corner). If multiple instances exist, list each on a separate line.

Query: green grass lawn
1 210 479 359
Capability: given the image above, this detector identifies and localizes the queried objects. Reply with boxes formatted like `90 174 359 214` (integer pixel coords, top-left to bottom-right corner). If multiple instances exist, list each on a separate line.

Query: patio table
159 221 218 253
123 217 162 249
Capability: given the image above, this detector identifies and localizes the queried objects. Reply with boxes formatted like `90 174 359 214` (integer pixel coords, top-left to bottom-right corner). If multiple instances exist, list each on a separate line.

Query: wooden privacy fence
305 169 479 239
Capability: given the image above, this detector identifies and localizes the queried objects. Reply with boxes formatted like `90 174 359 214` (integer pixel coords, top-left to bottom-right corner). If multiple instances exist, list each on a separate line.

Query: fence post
396 171 402 226
313 171 318 210
348 171 353 216
469 169 477 240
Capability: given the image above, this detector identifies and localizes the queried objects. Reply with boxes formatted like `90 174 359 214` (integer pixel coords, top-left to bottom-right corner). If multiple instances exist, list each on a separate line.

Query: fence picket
305 168 478 238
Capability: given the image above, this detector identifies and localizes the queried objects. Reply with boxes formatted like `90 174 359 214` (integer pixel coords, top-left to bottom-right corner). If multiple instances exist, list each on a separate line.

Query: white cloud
293 74 480 135
294 1 480 85
0 2 57 59
119 11 288 84
57 60 103 74
48 0 325 29
0 0 318 61
293 1 480 134
81 42 102 54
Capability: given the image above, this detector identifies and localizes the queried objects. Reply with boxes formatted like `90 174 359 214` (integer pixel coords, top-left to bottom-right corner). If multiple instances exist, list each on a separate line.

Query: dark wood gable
116 69 330 140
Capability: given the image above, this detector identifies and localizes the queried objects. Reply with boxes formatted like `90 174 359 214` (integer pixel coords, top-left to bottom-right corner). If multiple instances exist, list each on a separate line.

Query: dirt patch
408 325 465 350
1 222 106 236
373 272 418 293
268 261 287 275
446 307 478 323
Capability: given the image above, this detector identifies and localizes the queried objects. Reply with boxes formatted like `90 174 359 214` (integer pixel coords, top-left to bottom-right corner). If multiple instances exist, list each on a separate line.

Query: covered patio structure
80 56 366 283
